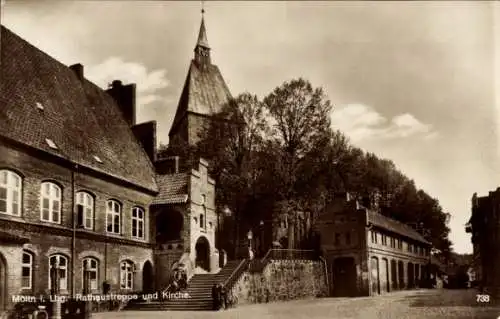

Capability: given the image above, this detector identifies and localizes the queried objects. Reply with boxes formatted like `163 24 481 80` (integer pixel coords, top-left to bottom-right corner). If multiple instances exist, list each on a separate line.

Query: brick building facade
316 193 432 297
466 190 500 295
0 13 223 314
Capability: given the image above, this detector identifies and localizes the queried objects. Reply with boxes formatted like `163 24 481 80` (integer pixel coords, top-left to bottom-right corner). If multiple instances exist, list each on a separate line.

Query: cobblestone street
92 289 500 319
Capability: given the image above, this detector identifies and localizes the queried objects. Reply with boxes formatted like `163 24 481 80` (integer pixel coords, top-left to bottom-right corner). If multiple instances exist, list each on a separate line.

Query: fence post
50 261 61 319
83 262 92 319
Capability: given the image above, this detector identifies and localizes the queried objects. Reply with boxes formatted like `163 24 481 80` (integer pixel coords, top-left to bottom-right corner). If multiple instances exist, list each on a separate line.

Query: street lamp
259 220 265 256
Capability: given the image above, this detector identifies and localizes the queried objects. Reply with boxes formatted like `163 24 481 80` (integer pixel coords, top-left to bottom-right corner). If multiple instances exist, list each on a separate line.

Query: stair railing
223 259 249 291
249 249 319 273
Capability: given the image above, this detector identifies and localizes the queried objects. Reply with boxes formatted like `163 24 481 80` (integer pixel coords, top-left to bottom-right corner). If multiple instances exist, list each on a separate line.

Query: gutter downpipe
71 164 78 298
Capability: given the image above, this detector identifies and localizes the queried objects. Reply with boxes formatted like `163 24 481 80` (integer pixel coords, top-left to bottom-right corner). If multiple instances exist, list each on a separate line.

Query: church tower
169 9 232 146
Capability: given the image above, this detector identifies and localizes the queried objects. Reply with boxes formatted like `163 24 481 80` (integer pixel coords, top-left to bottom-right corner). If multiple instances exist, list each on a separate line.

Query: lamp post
259 220 264 257
219 205 232 264
247 230 253 248
247 230 254 260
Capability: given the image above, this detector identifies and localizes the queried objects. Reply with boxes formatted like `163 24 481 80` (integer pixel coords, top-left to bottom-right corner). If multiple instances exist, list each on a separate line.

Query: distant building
315 193 432 297
466 190 500 294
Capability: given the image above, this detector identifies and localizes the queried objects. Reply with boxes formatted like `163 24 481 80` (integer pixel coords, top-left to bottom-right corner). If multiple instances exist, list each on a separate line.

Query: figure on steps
212 283 219 310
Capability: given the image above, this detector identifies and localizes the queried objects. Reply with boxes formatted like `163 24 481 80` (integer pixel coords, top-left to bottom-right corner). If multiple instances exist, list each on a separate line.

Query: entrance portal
408 262 414 288
380 258 389 293
195 236 210 271
142 261 154 293
332 257 357 297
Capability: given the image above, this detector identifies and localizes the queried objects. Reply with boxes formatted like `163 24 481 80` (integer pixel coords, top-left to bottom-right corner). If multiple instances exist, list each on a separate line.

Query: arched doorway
408 262 414 289
391 260 398 290
380 258 389 293
370 257 380 295
142 261 154 293
0 253 6 312
195 236 210 271
332 257 357 297
398 261 405 289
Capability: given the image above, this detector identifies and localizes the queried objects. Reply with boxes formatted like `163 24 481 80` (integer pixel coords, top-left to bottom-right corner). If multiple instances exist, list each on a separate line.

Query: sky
1 1 498 254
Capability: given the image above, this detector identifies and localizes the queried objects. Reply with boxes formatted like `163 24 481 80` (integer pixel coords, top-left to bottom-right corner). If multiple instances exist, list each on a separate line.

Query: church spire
194 2 211 66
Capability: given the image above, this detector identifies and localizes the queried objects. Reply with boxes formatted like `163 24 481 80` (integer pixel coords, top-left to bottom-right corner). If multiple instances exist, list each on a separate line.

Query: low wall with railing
228 250 328 306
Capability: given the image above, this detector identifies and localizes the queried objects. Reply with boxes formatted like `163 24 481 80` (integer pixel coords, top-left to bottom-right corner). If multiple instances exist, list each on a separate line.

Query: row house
316 193 432 297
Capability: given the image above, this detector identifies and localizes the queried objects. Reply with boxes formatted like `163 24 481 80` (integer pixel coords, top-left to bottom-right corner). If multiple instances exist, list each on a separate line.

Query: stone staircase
126 259 246 311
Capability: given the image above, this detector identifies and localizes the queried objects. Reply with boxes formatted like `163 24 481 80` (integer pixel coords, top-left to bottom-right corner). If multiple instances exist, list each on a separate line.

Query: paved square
91 289 500 319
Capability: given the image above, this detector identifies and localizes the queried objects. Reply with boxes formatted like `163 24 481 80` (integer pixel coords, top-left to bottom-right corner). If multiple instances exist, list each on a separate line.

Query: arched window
49 254 68 291
21 251 33 289
0 169 22 216
76 192 94 230
40 182 62 223
131 207 144 239
120 260 134 289
82 257 98 290
106 200 121 234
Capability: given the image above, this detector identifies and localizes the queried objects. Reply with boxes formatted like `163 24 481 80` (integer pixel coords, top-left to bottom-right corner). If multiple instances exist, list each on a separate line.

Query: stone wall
230 260 328 306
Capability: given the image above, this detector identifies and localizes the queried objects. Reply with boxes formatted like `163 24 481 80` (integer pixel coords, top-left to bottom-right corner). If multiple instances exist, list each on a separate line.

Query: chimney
132 121 157 163
69 63 84 81
106 80 136 126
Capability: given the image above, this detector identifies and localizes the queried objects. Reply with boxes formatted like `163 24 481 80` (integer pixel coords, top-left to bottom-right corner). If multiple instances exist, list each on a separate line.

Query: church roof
0 26 158 193
153 173 189 205
169 15 232 137
169 60 232 137
196 16 210 48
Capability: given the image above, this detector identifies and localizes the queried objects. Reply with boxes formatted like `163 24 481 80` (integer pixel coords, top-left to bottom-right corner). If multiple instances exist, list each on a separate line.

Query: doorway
142 260 154 293
370 257 380 295
332 257 357 297
195 236 210 271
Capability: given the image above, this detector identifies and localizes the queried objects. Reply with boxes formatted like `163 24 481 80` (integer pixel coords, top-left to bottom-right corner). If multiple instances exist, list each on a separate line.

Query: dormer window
45 139 58 150
93 155 103 163
36 102 44 110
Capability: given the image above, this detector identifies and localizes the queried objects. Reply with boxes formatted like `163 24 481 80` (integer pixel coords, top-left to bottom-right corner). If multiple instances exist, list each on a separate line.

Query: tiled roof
367 210 430 245
169 60 232 136
0 26 157 193
153 173 189 205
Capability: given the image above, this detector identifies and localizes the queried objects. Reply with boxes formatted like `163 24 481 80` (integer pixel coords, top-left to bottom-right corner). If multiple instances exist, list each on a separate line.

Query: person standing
211 283 219 310
220 284 227 310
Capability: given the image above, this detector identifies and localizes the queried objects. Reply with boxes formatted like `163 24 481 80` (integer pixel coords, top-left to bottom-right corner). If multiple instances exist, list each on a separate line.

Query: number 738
477 294 490 303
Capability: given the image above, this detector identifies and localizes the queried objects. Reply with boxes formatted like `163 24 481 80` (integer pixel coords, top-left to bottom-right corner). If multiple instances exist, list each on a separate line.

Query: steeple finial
194 1 211 66
196 6 209 49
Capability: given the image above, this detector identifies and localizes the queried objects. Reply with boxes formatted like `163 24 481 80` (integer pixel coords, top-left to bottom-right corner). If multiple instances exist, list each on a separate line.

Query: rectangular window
371 231 378 244
132 208 145 239
106 201 121 234
40 182 61 223
21 252 32 289
0 187 6 213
